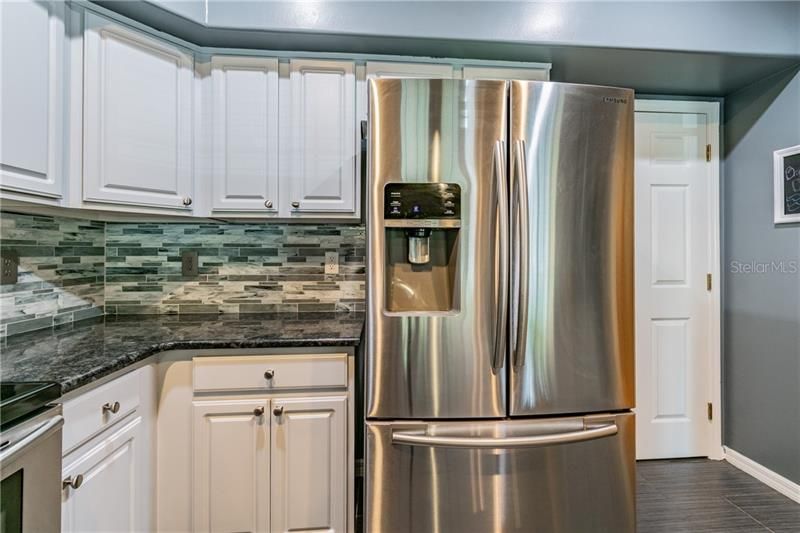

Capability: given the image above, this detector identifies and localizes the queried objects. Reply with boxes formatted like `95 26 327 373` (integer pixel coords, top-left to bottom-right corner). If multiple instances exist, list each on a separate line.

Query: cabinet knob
265 200 273 209
273 405 284 417
182 197 193 206
264 369 275 380
102 401 120 415
63 474 84 490
291 201 300 209
253 406 265 417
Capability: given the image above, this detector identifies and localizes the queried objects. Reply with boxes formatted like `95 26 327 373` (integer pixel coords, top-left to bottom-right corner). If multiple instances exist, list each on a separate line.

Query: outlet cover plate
181 250 199 277
1 250 19 285
325 251 339 275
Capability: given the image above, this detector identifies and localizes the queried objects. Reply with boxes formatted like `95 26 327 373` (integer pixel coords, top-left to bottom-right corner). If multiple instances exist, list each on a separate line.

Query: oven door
366 412 635 533
0 406 64 533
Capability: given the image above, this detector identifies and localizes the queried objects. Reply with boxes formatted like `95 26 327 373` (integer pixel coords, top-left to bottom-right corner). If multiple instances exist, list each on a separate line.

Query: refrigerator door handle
511 139 530 369
492 139 509 371
392 422 618 449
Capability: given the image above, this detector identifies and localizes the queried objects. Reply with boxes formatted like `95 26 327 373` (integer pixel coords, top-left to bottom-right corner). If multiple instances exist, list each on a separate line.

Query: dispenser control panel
384 183 461 220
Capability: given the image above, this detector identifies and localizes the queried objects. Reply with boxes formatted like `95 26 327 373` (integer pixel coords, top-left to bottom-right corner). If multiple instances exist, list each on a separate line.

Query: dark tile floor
637 459 800 532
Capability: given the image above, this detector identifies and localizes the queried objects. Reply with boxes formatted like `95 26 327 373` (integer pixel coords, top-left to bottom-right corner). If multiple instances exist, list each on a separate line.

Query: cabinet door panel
193 399 270 533
83 12 193 209
271 396 347 533
365 61 454 79
61 416 143 533
288 59 356 213
0 0 64 198
211 56 279 212
462 65 549 81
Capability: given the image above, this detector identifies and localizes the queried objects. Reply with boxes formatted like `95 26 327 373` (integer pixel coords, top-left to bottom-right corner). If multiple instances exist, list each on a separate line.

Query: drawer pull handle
63 474 84 490
291 201 300 209
273 406 284 417
264 369 275 380
253 407 265 417
102 401 120 415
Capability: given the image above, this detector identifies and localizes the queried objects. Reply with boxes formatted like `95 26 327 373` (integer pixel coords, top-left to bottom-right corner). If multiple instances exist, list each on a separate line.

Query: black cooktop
0 382 60 430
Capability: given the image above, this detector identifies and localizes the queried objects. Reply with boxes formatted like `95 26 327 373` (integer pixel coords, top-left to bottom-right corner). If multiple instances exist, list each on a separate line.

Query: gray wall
152 1 800 57
723 66 800 483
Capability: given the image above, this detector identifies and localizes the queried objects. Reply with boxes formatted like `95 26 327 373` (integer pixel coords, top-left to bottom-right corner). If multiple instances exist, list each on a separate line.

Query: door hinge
706 144 712 162
707 402 713 421
706 273 712 291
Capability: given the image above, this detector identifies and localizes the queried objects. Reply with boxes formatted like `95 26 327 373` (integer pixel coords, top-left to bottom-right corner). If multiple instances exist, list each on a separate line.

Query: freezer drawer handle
391 422 617 449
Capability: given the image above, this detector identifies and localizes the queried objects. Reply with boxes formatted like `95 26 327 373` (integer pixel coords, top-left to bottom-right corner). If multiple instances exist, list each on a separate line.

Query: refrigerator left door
366 79 509 419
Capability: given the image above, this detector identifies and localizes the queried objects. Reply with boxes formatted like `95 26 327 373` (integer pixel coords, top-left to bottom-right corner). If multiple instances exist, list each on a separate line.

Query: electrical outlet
1 250 19 285
181 250 199 277
324 251 339 275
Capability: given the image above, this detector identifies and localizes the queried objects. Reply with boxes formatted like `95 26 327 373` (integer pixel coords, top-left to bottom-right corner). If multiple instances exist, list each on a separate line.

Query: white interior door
635 105 716 460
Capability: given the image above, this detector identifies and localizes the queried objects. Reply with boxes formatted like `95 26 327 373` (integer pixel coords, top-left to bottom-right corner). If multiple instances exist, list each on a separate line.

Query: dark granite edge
59 336 361 394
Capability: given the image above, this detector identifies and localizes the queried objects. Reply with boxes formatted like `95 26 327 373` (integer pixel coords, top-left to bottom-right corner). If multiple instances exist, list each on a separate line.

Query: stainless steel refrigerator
365 79 635 533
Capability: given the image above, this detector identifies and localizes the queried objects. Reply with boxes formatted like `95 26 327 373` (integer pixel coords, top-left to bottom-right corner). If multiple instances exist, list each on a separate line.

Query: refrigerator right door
509 81 635 416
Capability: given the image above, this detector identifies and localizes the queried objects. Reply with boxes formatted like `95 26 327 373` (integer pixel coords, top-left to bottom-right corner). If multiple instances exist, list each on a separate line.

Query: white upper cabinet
366 61 454 79
286 59 356 213
271 396 347 533
0 0 65 199
211 56 279 213
462 65 549 81
83 11 194 210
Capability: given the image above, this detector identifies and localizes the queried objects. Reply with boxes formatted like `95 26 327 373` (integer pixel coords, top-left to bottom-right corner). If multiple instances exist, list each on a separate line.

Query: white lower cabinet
192 399 271 533
61 365 156 533
271 397 347 533
191 395 348 533
186 353 350 533
61 416 146 532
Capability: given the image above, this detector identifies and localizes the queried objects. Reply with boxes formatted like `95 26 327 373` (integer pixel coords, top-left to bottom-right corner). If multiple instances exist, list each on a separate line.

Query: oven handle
0 414 64 465
392 422 617 449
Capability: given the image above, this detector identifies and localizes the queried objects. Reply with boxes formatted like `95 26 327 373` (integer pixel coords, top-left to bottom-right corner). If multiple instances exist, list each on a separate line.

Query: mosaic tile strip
0 212 105 337
104 222 366 315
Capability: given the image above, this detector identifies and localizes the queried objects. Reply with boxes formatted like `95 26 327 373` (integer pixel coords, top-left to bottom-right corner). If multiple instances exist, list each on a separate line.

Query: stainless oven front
0 405 63 533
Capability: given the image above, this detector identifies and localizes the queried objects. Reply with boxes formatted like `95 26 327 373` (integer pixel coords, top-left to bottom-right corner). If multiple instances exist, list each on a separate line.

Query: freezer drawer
365 412 635 533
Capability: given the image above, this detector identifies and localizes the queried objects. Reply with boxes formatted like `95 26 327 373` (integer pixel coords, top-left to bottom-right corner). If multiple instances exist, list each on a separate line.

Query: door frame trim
634 98 723 460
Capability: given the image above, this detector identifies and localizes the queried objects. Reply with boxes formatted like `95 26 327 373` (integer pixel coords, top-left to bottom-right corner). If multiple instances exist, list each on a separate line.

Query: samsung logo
603 96 628 104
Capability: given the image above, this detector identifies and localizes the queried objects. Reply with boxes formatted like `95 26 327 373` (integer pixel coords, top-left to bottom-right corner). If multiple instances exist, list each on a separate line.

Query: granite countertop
0 313 364 394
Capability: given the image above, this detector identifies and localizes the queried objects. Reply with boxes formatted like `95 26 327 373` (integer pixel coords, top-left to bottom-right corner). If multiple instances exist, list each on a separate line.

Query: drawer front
193 354 348 393
63 369 141 453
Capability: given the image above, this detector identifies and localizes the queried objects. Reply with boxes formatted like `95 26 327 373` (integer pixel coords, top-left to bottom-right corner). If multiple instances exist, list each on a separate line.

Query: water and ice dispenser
383 183 461 312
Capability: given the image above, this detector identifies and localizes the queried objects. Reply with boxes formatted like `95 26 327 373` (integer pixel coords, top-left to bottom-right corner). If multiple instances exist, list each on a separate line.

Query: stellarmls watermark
729 260 799 275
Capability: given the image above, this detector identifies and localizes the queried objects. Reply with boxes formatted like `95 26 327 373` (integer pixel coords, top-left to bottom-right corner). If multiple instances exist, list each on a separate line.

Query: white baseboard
724 446 800 504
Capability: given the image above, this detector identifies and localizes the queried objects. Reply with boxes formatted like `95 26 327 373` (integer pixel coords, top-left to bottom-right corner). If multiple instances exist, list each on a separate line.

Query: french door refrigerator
365 79 635 533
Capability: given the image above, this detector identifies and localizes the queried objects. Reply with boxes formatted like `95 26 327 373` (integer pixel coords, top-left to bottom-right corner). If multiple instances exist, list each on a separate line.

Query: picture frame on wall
774 144 800 224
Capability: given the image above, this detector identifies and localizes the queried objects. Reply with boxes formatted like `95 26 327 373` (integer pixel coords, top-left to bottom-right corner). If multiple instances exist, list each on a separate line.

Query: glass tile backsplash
0 211 365 337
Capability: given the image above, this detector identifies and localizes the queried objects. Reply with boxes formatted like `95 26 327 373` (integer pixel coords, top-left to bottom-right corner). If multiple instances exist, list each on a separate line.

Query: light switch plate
1 250 19 285
181 250 199 277
324 251 339 275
